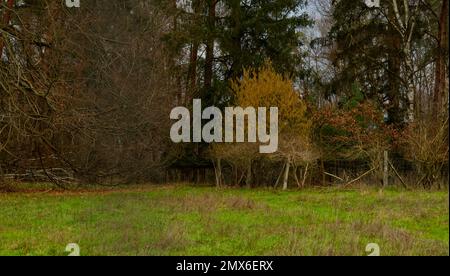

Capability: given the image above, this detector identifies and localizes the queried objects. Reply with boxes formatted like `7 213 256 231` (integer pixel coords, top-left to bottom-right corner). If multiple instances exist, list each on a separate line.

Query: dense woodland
0 0 448 190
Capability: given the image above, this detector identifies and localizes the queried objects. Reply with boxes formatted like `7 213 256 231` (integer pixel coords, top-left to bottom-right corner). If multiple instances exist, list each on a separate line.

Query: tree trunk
282 159 290 190
0 163 4 185
204 0 216 90
228 0 243 80
433 0 449 119
386 3 403 125
405 46 415 122
187 1 201 102
0 0 15 53
233 165 238 186
391 0 416 122
301 163 309 188
293 165 301 188
383 151 389 187
275 162 285 188
214 158 222 187
246 160 252 188
187 42 199 100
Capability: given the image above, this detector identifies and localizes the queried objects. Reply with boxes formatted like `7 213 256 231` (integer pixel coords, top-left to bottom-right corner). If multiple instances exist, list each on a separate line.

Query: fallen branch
343 167 376 187
388 160 408 189
274 162 286 188
324 172 344 182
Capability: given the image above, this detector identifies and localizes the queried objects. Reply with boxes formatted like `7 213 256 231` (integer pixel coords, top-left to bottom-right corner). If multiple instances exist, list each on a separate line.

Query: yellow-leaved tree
229 60 317 189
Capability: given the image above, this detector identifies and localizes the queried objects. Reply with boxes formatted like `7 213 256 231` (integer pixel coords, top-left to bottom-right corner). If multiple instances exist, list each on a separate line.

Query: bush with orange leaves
314 101 398 184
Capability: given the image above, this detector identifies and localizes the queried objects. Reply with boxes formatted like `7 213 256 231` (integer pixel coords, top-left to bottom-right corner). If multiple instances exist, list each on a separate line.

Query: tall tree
326 0 444 124
204 0 217 91
433 0 449 119
172 0 311 106
0 0 15 53
220 0 311 82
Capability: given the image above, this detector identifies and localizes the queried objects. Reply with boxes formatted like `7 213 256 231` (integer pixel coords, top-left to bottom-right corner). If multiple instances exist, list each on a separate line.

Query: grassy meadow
0 184 448 256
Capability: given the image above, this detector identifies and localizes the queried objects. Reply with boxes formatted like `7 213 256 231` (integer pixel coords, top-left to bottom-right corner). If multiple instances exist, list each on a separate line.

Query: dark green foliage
219 0 312 81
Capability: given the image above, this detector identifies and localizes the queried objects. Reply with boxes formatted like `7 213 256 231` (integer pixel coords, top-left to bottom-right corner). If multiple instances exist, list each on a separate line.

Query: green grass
0 185 448 256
